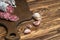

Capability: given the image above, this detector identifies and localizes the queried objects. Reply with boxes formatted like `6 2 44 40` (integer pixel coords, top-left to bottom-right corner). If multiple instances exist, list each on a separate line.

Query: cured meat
0 2 14 13
6 5 14 13
0 5 19 21
3 12 11 20
33 20 41 26
8 15 19 21
32 13 41 26
0 12 4 18
0 12 19 21
24 28 31 34
0 2 19 21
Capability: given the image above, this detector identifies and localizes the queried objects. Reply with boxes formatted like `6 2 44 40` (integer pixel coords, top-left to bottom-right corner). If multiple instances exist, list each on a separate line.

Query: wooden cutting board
17 0 60 40
0 0 32 40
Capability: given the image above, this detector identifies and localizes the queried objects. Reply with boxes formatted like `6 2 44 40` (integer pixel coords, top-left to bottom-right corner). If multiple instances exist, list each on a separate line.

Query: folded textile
0 0 16 7
0 2 9 12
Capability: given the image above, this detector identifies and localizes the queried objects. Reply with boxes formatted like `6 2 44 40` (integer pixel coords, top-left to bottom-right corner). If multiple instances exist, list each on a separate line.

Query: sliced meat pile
0 12 19 21
0 2 19 21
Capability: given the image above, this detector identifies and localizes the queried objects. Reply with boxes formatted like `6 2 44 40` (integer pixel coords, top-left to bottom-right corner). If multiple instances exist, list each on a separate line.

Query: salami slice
6 5 14 13
0 12 19 21
8 15 19 21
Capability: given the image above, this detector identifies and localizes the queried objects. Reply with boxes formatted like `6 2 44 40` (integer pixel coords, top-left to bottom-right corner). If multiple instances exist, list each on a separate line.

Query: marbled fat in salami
6 5 14 13
0 2 19 21
3 12 11 20
0 12 19 21
0 12 4 18
8 15 19 21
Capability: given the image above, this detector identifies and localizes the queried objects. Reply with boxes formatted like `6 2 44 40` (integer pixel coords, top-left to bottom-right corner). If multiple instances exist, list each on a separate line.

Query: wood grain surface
0 0 60 40
18 0 60 40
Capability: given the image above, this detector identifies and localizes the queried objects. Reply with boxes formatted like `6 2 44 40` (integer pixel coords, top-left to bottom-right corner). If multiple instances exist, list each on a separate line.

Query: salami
0 2 14 13
6 5 14 13
8 15 19 21
0 1 19 21
0 12 19 21
0 12 4 18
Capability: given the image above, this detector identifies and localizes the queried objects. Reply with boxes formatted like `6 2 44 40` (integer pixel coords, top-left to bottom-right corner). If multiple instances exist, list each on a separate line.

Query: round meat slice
8 15 19 21
6 5 14 13
3 12 11 20
0 12 19 21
